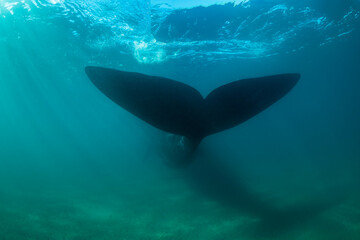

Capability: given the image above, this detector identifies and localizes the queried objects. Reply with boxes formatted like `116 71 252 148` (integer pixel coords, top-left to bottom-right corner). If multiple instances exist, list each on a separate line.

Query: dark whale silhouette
85 66 299 166
85 67 346 237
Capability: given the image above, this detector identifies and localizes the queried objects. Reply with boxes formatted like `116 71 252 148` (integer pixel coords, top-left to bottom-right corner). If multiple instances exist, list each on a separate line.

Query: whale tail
85 66 299 143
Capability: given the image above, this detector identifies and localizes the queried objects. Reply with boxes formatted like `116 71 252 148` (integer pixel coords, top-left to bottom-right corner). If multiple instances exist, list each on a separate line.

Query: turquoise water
0 0 360 239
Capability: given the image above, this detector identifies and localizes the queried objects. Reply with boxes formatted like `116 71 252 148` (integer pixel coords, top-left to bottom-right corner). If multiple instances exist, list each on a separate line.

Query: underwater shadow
253 199 341 237
183 147 345 238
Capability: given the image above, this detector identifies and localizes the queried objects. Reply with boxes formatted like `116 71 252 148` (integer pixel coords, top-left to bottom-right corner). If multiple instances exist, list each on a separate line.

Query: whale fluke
204 73 300 136
85 66 299 158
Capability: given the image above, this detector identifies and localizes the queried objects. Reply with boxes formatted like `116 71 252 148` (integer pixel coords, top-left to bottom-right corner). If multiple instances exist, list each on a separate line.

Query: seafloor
1 176 359 240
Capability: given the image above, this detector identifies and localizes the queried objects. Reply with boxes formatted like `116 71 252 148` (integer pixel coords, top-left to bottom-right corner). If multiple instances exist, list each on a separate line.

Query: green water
0 1 360 239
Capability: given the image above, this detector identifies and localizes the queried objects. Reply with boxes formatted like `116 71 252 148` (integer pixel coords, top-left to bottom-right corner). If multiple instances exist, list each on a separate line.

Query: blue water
0 0 359 239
